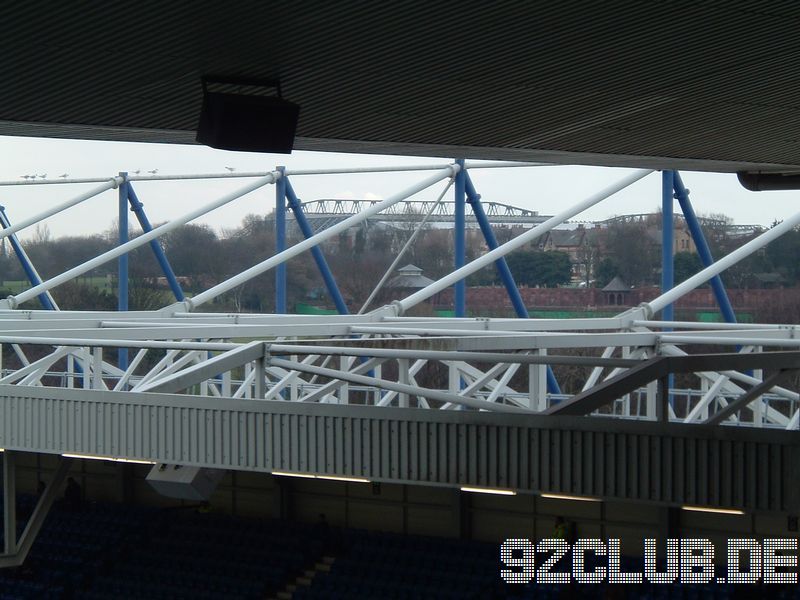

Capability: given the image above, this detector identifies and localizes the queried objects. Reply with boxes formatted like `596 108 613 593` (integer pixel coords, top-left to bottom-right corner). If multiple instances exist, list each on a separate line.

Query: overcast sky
0 135 797 242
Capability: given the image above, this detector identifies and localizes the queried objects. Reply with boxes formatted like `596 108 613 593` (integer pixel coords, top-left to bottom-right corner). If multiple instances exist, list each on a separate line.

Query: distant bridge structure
573 213 762 237
296 201 761 237
289 198 550 233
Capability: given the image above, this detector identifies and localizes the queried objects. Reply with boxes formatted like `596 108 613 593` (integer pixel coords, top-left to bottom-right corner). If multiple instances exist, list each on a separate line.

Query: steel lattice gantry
1 163 800 565
289 198 549 234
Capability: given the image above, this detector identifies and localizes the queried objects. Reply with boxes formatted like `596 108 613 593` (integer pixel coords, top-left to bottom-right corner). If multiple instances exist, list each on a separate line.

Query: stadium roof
2 2 800 172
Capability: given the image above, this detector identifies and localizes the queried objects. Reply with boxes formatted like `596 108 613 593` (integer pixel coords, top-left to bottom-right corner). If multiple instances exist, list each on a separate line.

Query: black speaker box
196 90 300 154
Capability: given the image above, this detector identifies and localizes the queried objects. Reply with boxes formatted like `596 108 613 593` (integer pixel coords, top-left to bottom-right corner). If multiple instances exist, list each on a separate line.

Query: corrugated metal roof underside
2 1 800 171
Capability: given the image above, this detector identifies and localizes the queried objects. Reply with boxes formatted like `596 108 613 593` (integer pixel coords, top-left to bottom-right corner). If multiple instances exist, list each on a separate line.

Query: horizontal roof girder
0 385 797 511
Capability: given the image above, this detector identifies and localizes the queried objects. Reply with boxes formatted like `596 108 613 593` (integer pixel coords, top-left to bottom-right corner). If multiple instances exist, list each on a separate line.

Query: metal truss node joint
390 300 405 317
636 302 654 322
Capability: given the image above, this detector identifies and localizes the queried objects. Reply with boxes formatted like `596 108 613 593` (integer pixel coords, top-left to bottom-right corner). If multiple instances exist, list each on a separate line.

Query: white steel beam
184 165 459 310
390 169 653 315
0 347 72 385
299 357 387 403
268 344 635 367
114 348 148 391
130 351 205 392
0 458 73 568
662 334 800 347
704 371 794 426
485 364 521 404
685 375 731 423
0 161 546 188
377 359 427 407
582 347 617 392
268 357 531 413
659 345 792 426
0 179 120 240
1 173 279 309
647 213 800 316
3 450 16 555
359 178 454 313
136 342 265 394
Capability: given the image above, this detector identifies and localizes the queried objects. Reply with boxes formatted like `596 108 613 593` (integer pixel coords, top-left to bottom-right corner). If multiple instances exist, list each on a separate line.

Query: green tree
723 248 771 289
160 223 221 289
765 226 800 284
466 265 498 287
603 220 659 286
595 257 618 288
53 281 117 311
505 250 571 287
673 251 703 283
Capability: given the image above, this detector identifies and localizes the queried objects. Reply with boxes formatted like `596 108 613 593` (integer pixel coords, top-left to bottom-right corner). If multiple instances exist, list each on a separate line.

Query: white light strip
460 486 517 496
540 492 601 502
61 453 155 465
317 475 371 483
271 471 316 479
271 471 370 483
682 505 745 515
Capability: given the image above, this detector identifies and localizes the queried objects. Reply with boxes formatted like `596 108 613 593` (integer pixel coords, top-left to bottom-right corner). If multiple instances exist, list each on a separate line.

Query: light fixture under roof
62 453 155 465
272 470 369 483
317 474 371 483
682 505 745 515
460 485 517 496
540 492 601 502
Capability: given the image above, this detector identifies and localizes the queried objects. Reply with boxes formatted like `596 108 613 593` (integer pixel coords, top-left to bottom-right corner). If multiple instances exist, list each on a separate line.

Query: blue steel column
454 159 466 317
464 173 527 317
0 207 55 310
275 166 287 314
661 171 675 405
127 185 185 302
284 178 349 314
118 172 129 370
673 171 737 323
661 171 675 324
464 172 561 395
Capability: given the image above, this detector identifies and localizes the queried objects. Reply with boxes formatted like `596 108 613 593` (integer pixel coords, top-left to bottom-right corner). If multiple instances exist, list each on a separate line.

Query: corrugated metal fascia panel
0 385 797 512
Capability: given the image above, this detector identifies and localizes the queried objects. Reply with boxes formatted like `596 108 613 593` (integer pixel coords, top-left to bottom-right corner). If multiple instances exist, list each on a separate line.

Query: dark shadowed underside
1 1 800 171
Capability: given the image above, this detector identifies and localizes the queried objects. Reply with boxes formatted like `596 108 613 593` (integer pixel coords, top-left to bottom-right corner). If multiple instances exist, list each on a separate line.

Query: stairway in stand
271 555 335 600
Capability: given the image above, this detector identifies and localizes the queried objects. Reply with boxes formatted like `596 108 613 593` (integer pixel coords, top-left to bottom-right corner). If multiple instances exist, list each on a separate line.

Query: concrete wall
435 286 800 316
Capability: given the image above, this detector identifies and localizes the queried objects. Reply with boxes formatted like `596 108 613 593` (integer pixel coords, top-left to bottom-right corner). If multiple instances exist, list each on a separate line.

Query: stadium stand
1 492 796 599
292 529 498 599
0 495 313 600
